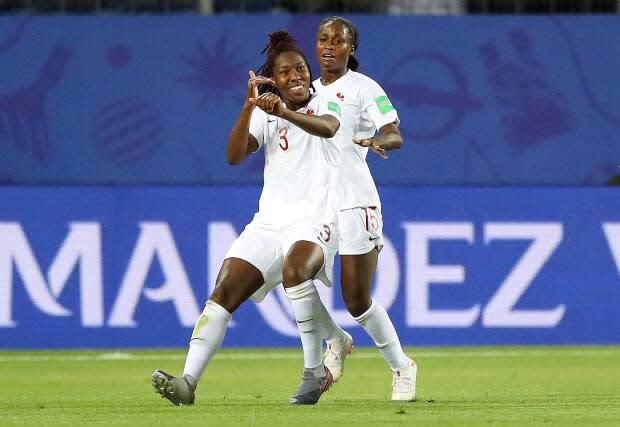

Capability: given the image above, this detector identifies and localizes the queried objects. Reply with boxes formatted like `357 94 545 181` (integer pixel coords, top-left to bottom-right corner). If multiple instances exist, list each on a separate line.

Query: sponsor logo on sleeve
375 95 395 114
328 101 341 116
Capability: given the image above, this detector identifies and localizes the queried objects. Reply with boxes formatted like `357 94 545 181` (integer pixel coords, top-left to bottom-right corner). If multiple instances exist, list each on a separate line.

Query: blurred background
1 0 620 14
0 0 619 350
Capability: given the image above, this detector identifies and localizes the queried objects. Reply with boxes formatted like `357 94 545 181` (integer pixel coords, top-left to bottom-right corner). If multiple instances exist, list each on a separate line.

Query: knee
282 263 313 287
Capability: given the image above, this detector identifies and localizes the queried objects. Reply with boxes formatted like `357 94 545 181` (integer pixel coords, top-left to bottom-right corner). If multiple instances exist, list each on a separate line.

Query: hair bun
263 30 296 53
269 30 296 45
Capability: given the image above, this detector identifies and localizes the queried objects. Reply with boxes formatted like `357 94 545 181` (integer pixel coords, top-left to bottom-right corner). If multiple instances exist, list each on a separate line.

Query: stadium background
1 3 619 427
1 0 619 351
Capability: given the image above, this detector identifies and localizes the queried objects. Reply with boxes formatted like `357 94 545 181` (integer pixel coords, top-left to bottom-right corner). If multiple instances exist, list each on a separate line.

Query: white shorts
338 206 384 256
224 219 339 303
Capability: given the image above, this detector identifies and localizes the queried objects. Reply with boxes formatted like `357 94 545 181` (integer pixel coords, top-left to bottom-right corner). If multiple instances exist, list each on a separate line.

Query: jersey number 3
278 126 289 151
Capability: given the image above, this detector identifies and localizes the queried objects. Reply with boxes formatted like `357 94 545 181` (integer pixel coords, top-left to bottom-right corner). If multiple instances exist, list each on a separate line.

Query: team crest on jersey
336 92 344 100
306 108 315 116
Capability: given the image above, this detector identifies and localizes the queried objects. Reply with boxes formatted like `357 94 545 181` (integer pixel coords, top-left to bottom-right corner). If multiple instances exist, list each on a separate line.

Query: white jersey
248 91 343 227
313 70 400 211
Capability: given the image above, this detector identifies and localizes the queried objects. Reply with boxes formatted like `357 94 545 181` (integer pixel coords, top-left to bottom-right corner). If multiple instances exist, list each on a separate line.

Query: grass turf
0 346 618 426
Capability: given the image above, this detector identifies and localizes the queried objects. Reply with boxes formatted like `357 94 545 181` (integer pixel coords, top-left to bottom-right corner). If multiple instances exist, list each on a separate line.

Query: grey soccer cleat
151 369 196 406
288 366 333 405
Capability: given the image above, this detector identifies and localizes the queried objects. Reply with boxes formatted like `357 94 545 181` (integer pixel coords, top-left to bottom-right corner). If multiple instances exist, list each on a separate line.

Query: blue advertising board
1 186 619 348
0 16 619 185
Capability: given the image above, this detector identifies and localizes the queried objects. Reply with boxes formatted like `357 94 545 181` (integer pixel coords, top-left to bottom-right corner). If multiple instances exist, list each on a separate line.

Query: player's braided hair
256 30 314 97
319 16 360 71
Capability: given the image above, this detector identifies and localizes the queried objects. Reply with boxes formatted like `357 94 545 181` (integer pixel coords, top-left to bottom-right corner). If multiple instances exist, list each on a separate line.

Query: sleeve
360 77 400 130
248 108 267 149
317 93 343 126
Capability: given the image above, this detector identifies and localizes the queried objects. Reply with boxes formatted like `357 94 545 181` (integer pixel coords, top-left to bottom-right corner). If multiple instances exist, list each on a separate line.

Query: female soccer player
152 30 349 406
313 16 417 401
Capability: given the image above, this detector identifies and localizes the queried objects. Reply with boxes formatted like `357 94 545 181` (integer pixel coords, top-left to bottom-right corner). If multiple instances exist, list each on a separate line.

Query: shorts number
278 126 289 151
319 224 331 243
365 207 379 231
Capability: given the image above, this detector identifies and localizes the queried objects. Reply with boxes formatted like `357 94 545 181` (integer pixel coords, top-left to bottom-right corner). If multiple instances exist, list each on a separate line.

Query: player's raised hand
246 71 273 106
251 92 276 113
246 71 259 102
247 71 275 103
251 93 286 116
353 137 388 159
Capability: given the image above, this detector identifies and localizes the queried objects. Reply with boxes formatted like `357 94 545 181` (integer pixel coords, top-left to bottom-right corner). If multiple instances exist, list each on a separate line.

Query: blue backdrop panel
0 16 619 185
1 186 619 349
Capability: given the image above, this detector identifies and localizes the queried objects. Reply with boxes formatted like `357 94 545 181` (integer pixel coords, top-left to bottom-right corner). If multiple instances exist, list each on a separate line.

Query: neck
284 93 311 111
320 68 348 85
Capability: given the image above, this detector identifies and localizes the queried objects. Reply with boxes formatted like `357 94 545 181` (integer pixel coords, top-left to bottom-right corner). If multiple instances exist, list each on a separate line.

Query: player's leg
318 296 349 347
182 258 264 384
282 240 334 404
320 310 353 383
152 221 279 405
341 249 403 362
341 251 416 401
338 207 416 401
152 257 264 406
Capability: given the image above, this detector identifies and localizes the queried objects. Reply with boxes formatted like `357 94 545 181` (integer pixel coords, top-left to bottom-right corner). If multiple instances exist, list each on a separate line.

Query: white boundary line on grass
0 348 618 362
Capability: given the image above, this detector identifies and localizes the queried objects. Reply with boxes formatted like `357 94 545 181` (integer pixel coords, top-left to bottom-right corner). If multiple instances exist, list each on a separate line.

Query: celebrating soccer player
151 30 349 406
314 16 417 402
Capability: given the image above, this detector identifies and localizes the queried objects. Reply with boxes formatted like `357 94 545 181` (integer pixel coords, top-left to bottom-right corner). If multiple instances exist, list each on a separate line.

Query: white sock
285 280 324 370
354 299 408 370
182 300 232 384
318 302 345 343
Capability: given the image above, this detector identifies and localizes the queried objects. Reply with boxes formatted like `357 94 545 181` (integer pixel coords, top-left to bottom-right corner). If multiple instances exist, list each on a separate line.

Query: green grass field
1 346 618 426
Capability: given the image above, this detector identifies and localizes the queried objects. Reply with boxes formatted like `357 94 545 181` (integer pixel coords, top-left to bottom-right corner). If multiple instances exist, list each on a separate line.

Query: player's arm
354 122 403 153
227 105 258 165
280 109 340 138
227 71 270 165
353 83 403 159
251 93 340 138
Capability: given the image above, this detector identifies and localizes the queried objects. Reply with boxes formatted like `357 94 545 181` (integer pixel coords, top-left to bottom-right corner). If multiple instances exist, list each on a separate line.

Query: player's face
316 21 353 74
273 51 311 106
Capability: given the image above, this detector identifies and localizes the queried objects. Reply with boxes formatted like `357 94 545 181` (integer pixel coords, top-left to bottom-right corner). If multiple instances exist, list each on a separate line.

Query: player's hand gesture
251 92 286 117
353 137 388 159
246 70 274 106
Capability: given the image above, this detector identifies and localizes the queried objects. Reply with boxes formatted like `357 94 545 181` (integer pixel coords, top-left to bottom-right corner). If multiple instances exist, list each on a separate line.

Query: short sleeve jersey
314 70 399 211
248 91 343 227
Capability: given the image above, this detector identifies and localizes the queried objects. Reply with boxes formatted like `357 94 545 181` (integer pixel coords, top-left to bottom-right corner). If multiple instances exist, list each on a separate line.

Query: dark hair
318 16 360 71
257 30 313 96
